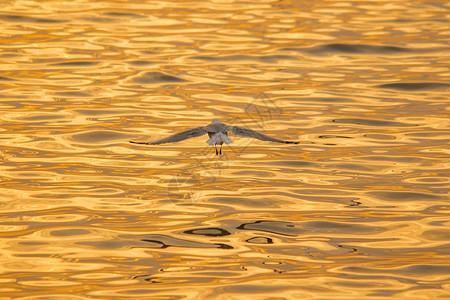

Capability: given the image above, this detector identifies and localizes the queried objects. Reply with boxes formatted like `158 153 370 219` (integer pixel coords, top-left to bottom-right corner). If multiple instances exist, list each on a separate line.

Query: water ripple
376 82 450 91
1 0 449 298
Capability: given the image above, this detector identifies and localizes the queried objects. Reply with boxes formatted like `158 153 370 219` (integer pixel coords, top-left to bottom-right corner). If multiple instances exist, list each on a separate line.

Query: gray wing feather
130 127 207 145
231 126 298 144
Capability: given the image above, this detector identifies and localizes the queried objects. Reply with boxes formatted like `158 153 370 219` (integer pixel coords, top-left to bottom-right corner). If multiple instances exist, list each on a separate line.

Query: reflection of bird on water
130 119 299 155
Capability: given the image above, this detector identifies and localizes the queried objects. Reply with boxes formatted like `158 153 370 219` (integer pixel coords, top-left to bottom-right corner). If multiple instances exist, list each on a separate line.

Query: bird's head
212 118 220 123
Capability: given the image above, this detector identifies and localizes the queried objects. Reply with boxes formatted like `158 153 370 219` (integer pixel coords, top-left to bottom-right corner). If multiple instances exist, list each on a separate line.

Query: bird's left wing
130 127 208 145
231 126 298 144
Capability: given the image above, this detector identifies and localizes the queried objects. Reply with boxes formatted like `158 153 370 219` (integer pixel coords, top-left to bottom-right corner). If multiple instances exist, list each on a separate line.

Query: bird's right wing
231 126 298 144
130 127 208 145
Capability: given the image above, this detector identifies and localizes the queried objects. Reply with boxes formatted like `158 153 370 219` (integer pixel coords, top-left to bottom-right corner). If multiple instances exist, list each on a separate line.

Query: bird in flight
130 119 298 155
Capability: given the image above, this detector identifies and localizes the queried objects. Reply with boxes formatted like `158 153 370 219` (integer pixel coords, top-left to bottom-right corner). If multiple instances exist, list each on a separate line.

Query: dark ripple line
184 228 231 237
52 61 99 67
192 54 297 62
332 118 417 127
132 72 187 84
282 43 449 55
0 14 66 23
376 82 450 91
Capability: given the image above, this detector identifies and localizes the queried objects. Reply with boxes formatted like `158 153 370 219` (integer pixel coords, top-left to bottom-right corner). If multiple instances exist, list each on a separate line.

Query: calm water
1 0 449 299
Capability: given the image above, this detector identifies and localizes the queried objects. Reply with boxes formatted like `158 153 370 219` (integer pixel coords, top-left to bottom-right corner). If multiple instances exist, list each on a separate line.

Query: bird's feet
215 145 223 155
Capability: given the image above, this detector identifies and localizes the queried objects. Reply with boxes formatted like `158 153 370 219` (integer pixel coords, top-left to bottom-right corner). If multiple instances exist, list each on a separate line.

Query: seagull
130 119 299 155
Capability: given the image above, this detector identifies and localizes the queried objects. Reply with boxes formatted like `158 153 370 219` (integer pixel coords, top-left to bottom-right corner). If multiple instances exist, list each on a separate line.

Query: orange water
0 0 449 299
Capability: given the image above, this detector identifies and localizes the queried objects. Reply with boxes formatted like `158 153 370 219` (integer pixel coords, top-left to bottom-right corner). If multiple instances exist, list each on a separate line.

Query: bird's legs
214 144 223 155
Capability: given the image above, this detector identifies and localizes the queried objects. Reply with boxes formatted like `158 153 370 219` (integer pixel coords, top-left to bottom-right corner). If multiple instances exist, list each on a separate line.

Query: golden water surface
1 0 449 299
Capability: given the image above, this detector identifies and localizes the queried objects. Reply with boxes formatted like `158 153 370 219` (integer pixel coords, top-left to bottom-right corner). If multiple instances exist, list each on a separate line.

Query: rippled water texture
1 0 449 299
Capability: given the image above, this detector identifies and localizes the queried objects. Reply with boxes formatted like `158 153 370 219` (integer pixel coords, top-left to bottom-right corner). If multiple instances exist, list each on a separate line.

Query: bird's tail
206 132 232 145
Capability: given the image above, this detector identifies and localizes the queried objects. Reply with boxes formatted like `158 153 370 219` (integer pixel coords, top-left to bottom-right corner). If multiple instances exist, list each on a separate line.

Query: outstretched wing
231 126 298 144
130 127 208 145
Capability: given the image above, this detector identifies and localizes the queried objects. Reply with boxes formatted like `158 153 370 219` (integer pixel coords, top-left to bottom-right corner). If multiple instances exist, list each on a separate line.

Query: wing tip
130 141 148 144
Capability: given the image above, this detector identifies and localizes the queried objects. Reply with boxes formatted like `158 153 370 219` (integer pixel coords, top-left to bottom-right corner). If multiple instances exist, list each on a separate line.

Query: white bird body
206 131 232 146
